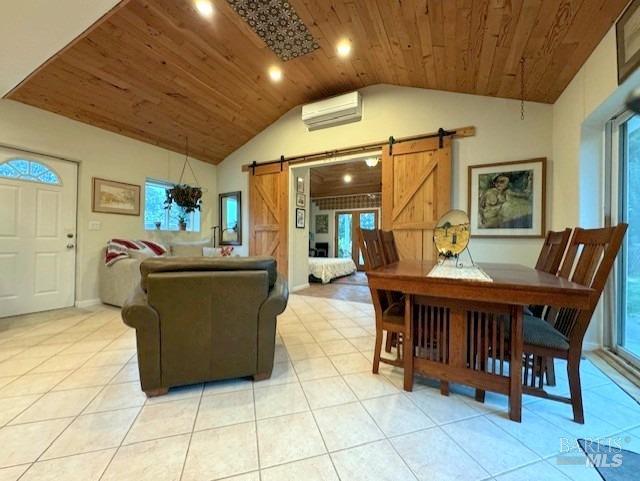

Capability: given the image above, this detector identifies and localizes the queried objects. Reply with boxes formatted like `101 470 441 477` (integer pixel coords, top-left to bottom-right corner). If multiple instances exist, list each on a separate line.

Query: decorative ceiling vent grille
226 0 319 61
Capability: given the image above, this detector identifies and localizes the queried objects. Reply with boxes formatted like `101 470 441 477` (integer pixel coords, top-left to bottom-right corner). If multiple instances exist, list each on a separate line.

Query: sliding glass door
335 210 378 270
611 113 640 364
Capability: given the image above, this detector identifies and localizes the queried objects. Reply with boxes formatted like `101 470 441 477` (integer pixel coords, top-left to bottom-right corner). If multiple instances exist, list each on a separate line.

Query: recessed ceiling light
268 66 283 82
343 174 352 183
365 157 379 167
195 0 214 18
336 39 352 58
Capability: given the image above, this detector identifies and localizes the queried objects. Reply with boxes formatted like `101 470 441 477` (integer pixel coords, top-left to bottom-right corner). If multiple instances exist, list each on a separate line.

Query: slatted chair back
535 228 572 274
548 224 627 344
358 228 385 271
380 230 400 264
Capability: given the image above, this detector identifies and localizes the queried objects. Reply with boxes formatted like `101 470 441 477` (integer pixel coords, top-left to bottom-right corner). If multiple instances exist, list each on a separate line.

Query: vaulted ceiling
5 0 630 164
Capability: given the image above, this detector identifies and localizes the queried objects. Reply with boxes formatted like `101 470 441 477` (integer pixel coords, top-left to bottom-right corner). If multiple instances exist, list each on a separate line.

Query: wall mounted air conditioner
301 91 362 131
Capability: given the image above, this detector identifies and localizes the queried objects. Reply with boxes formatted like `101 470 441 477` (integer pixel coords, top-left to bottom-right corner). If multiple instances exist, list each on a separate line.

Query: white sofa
99 239 228 307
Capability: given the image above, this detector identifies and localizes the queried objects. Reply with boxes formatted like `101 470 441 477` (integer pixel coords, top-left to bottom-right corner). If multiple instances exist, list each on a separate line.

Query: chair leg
545 357 556 386
373 329 383 374
403 296 414 392
567 354 584 424
385 332 394 353
440 381 449 396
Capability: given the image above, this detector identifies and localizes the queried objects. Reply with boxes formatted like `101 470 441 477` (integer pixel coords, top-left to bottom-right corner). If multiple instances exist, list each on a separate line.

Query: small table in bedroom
365 260 594 422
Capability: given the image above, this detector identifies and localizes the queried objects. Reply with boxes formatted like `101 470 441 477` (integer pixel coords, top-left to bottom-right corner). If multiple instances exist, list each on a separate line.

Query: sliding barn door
382 137 451 261
249 163 289 277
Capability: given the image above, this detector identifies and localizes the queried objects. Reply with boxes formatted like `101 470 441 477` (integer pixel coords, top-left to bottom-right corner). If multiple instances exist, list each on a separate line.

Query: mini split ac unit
301 91 362 131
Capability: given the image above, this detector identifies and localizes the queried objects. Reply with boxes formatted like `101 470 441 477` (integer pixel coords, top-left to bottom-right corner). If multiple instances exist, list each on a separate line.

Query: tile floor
0 295 639 480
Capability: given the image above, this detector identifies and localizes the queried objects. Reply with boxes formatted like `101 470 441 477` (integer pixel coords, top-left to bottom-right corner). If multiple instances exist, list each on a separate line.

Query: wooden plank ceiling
310 160 381 198
6 0 629 164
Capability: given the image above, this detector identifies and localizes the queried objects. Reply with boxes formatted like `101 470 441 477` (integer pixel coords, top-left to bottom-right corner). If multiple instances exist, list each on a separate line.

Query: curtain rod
241 126 475 172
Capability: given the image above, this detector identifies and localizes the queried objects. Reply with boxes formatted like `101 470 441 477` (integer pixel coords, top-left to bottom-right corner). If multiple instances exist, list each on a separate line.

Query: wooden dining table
365 260 595 422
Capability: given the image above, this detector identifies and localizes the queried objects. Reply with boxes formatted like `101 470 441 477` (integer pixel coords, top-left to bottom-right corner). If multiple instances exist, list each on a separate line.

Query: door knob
66 243 75 249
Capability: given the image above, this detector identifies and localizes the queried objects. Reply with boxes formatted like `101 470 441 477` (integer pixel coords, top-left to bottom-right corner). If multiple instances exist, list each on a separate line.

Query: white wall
551 26 640 349
289 166 310 288
218 84 554 279
0 99 218 304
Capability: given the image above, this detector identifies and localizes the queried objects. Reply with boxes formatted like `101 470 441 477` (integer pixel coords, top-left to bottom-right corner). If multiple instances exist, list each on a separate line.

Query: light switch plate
89 221 101 231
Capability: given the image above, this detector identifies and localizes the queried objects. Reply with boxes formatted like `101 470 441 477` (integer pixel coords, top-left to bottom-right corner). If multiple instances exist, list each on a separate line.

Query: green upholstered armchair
121 256 288 397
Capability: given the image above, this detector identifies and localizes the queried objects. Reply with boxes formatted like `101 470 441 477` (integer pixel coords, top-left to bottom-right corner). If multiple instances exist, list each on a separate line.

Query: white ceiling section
0 0 122 96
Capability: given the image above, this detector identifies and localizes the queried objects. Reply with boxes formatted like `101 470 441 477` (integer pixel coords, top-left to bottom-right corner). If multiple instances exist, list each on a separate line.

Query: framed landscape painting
468 158 546 238
617 0 640 84
92 177 141 216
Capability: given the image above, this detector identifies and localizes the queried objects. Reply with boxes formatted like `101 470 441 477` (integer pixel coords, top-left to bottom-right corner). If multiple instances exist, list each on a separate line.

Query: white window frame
144 178 201 232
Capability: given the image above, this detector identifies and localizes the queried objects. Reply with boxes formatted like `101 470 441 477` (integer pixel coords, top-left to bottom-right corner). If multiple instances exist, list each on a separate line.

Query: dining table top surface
365 260 595 309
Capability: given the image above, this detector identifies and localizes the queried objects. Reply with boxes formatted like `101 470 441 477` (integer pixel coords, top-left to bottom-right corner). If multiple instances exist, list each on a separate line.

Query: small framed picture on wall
296 176 304 193
296 193 305 208
617 0 640 84
296 208 305 229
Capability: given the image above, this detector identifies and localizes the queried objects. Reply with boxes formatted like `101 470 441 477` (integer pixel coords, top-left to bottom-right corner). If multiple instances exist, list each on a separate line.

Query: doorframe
0 142 80 310
287 150 383 290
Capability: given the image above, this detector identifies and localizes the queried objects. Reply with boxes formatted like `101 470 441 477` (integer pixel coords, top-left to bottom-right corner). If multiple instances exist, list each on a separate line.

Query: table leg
508 305 523 422
403 295 414 392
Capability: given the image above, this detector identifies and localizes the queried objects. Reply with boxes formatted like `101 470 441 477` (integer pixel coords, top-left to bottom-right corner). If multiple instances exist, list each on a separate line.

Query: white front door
0 148 77 318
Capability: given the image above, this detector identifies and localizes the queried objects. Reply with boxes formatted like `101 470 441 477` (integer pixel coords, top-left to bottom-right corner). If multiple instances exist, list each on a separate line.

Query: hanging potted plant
164 137 204 230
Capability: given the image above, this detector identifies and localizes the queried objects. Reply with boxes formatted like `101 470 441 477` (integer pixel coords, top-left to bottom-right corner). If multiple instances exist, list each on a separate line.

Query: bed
308 257 357 284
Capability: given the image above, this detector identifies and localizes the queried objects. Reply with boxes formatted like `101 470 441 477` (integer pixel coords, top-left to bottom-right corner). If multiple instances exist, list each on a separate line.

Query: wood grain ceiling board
6 0 629 164
310 160 381 198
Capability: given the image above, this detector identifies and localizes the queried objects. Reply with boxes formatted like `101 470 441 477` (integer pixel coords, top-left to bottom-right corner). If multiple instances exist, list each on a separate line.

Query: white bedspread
309 257 357 284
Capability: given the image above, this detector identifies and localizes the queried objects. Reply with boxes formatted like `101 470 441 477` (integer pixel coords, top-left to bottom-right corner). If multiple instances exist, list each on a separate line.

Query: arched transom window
0 159 61 185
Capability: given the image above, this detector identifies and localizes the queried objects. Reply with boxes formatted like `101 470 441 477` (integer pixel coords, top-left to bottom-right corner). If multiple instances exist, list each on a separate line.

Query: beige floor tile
314 402 383 451
20 449 115 481
257 412 326 468
0 357 47 377
124 397 199 444
253 361 298 387
331 440 418 481
1 393 36 427
301 376 357 410
222 473 260 481
12 343 71 360
363 393 435 437
84 382 147 414
280 332 317 346
330 352 371 375
101 434 190 481
103 334 136 351
0 371 71 398
61 340 112 355
195 389 254 430
0 464 30 481
0 418 72 467
254 382 308 419
284 343 326 361
303 320 334 332
293 357 338 381
348 335 376 352
318 339 357 356
11 387 101 424
182 422 258 481
109 362 139 384
0 349 22 363
203 377 253 396
261 455 339 481
274 344 290 362
310 329 344 343
336 326 369 338
83 349 135 368
42 407 139 459
342 372 399 400
53 365 121 390
30 352 94 374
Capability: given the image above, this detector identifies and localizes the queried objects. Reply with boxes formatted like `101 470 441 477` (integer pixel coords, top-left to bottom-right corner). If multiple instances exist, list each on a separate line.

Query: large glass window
144 179 200 232
617 115 640 361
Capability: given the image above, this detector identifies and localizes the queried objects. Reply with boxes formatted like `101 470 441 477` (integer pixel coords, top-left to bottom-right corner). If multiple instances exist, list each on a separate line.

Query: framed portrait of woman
467 158 546 238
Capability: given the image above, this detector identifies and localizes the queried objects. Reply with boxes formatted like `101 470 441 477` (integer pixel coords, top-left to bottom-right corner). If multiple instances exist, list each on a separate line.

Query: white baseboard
582 341 601 352
291 283 310 293
75 298 101 309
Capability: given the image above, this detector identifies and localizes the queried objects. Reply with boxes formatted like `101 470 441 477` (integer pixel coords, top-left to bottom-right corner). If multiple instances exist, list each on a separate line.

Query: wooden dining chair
531 228 572 386
380 230 400 264
357 227 412 379
520 224 627 423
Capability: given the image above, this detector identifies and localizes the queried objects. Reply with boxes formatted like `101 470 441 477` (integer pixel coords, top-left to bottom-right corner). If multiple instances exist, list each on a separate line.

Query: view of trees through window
144 179 200 232
622 115 640 358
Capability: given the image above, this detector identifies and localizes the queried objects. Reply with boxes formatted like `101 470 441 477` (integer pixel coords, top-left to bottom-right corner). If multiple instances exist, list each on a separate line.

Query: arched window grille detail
0 159 61 185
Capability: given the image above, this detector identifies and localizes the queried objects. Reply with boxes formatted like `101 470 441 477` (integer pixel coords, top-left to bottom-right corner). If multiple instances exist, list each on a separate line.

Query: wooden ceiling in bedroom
5 0 629 164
